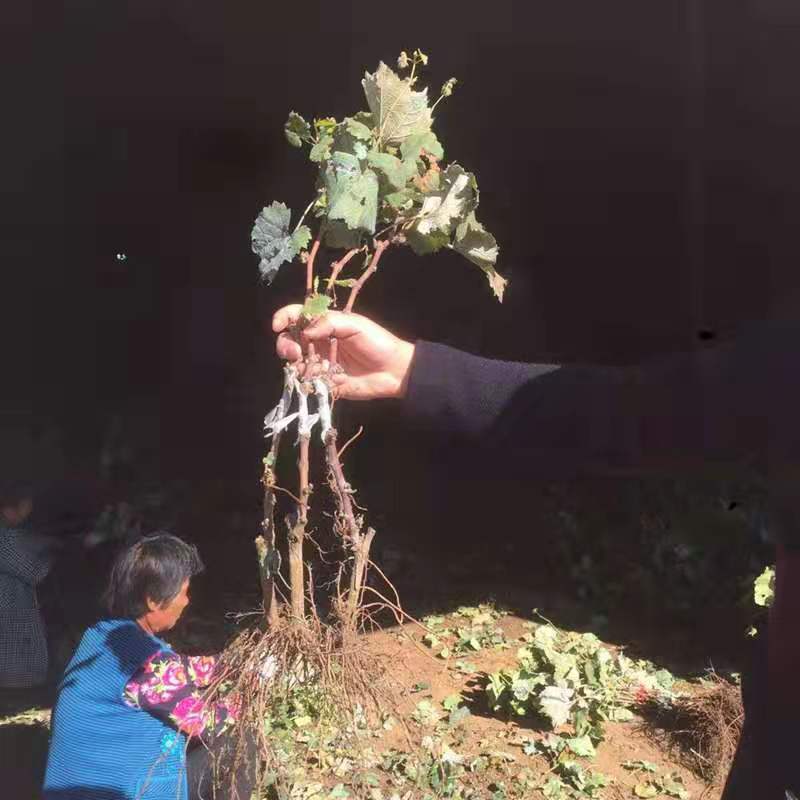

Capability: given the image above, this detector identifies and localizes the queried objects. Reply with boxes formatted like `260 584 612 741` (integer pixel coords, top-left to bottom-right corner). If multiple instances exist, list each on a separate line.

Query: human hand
272 306 415 401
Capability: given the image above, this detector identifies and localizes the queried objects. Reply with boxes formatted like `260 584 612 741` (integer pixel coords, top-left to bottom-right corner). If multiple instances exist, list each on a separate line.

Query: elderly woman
43 533 254 800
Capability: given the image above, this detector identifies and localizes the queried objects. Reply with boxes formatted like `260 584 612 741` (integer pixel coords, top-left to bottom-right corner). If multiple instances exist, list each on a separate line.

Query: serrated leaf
400 130 444 162
367 150 416 191
453 211 507 301
291 225 312 252
363 62 433 145
564 735 595 758
415 164 476 236
285 111 312 147
301 293 331 320
538 685 573 728
310 133 333 163
344 117 373 141
325 152 378 233
251 201 304 283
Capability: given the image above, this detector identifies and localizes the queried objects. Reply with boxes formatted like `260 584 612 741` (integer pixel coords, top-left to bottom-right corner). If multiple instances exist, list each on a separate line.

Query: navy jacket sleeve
402 320 800 479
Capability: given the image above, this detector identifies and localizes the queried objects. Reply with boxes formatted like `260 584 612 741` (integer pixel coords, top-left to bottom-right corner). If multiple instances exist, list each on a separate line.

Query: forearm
402 321 799 478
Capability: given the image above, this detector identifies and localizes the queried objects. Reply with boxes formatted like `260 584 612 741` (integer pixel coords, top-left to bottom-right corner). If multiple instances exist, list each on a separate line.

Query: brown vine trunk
324 429 375 623
288 434 311 622
257 444 281 627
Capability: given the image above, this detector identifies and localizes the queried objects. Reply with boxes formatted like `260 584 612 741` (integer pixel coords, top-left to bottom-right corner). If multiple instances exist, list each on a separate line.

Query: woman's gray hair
104 532 204 619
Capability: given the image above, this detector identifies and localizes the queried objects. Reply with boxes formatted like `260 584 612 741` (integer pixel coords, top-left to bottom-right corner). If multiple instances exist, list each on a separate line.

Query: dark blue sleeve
402 320 800 479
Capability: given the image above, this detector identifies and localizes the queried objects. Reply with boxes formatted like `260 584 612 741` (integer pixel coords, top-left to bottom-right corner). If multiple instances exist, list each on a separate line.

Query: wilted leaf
415 164 476 235
538 685 573 728
363 62 433 145
453 212 507 301
634 782 659 798
285 111 312 147
251 201 305 283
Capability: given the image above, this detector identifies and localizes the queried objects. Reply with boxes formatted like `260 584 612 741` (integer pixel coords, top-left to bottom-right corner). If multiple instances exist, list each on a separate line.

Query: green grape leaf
564 735 596 758
367 150 416 191
400 131 444 162
301 293 332 320
310 133 333 163
325 152 378 233
363 62 433 145
291 225 312 252
385 188 416 210
406 228 450 256
453 212 507 302
344 117 373 141
251 202 305 283
285 111 312 147
415 164 476 236
315 117 337 134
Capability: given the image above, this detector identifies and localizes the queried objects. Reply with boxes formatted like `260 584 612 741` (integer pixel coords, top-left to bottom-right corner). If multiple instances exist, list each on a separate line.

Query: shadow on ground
1 722 49 798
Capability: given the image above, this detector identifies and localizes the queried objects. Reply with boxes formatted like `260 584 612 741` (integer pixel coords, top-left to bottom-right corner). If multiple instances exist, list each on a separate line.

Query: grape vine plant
251 49 507 630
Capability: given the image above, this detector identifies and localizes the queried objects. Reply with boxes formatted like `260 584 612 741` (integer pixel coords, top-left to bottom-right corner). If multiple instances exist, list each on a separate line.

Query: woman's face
146 579 190 633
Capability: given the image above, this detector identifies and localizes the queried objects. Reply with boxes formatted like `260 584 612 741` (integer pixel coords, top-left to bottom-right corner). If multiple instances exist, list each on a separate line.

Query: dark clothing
403 325 800 798
0 526 55 687
405 321 799 494
186 730 257 800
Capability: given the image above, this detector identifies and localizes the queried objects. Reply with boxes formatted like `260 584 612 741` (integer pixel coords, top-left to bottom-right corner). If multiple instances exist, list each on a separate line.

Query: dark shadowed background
0 1 797 645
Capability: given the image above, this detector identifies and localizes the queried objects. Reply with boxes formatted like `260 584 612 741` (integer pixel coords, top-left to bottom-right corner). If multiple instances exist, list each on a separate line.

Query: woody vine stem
252 49 506 630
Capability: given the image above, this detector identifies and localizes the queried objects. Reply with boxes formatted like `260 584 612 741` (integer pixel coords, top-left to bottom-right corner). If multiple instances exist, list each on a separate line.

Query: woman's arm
123 650 237 739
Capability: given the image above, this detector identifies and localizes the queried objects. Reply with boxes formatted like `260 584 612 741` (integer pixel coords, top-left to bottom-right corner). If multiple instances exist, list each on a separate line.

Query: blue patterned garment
43 618 189 800
0 525 53 688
